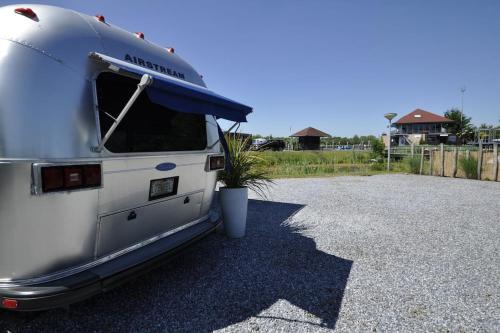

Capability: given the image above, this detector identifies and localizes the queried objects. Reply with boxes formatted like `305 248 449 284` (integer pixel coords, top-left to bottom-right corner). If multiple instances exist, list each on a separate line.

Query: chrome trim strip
0 152 212 163
0 214 212 287
104 162 204 174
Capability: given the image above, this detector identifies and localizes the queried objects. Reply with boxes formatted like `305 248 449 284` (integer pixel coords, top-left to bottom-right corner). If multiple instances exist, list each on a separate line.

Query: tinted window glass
96 72 207 153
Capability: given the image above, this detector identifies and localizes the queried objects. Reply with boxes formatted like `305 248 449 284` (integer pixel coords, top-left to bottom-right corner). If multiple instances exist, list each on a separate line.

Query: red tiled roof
394 109 455 124
290 127 331 137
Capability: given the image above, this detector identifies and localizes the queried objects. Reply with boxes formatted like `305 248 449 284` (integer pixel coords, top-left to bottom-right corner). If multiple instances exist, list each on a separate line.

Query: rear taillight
208 155 225 171
1 298 18 309
40 164 102 193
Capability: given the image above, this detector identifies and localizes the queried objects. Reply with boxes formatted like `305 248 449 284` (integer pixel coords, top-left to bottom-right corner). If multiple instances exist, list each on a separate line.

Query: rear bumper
0 217 220 311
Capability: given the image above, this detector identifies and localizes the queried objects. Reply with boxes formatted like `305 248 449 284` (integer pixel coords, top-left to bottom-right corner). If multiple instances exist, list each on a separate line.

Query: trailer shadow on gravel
0 199 353 332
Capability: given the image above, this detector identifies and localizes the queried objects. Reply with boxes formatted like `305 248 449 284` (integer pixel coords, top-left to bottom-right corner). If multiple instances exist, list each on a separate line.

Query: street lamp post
460 86 466 144
384 113 398 171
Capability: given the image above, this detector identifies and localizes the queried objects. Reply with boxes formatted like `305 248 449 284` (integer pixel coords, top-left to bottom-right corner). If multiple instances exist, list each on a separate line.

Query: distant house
290 127 331 150
392 109 455 145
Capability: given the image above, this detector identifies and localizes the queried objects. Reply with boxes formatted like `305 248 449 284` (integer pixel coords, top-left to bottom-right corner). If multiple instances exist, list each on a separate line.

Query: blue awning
89 52 252 122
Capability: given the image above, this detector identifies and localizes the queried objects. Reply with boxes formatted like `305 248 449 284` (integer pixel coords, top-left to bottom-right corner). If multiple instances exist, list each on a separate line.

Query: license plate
149 177 179 200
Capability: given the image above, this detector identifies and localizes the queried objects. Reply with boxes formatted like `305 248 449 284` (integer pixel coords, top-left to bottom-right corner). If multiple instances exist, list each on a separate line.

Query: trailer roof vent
95 15 106 23
135 32 145 39
14 7 37 20
167 47 175 54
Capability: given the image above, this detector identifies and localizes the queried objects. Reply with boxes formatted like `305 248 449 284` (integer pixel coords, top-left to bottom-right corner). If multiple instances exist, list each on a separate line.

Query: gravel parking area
1 174 499 332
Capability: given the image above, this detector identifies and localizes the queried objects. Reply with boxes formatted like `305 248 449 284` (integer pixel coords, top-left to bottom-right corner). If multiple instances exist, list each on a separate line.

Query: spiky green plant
218 135 273 197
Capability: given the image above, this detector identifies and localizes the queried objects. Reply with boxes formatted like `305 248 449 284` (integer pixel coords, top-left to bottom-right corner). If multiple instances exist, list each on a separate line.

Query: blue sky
2 0 499 136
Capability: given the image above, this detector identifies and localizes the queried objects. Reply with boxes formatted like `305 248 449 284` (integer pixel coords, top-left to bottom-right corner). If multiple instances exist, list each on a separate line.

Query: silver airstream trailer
0 4 251 311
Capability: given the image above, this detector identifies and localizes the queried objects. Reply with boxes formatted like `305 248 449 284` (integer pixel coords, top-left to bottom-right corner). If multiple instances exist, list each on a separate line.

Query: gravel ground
1 174 499 332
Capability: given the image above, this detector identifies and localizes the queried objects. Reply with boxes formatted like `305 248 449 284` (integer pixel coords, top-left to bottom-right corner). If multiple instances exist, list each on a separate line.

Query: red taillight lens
83 164 102 187
14 8 37 20
2 298 18 309
41 164 101 193
209 155 225 171
41 166 64 192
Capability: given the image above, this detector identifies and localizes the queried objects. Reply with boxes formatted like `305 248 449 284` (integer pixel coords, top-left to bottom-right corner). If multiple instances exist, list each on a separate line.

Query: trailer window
95 72 207 153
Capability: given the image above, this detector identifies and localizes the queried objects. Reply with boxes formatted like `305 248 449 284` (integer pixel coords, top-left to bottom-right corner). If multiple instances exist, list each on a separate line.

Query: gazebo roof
290 127 331 137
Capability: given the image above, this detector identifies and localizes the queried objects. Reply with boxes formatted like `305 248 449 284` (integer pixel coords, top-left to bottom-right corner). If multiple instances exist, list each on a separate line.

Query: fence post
466 149 470 160
411 143 415 157
420 147 424 175
452 147 458 178
477 141 483 180
493 142 498 181
429 148 433 176
440 143 445 177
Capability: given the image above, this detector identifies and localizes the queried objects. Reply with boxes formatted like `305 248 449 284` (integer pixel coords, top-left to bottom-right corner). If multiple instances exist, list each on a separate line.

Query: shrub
459 156 477 179
370 139 385 158
370 161 385 171
404 156 421 174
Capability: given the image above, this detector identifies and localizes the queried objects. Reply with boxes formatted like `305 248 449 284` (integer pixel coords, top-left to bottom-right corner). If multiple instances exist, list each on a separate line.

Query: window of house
95 72 207 153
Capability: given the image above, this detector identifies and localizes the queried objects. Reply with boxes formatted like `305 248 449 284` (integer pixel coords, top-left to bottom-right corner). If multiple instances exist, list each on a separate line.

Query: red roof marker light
95 15 106 23
135 32 145 39
167 47 175 54
14 7 37 20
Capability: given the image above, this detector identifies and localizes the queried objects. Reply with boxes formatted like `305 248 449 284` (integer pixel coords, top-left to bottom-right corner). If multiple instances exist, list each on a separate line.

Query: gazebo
290 127 331 150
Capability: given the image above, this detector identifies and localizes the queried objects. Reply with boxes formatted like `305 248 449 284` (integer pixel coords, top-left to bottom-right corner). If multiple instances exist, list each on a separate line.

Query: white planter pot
219 187 248 238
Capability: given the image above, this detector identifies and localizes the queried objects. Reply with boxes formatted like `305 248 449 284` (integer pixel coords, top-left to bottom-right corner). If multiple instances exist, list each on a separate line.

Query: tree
361 135 377 143
444 108 475 144
478 123 494 129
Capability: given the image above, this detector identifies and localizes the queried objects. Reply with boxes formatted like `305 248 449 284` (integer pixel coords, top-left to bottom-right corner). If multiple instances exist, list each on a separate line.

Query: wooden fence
421 143 499 181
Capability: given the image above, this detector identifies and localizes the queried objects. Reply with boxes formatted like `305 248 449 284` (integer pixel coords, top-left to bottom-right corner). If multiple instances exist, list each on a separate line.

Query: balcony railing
393 127 449 135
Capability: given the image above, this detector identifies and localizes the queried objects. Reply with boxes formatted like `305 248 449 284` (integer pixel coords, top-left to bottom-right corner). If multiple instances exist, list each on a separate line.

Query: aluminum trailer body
0 4 251 310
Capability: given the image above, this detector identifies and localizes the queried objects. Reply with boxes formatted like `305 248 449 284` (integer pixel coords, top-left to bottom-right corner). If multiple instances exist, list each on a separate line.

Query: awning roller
89 52 252 123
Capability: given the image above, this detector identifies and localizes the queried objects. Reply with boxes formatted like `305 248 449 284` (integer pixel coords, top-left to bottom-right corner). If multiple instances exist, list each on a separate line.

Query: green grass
252 151 405 178
404 156 421 174
459 156 478 179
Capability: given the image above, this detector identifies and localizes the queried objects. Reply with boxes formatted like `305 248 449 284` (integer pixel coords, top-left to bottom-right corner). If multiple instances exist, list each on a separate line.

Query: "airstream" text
124 54 185 80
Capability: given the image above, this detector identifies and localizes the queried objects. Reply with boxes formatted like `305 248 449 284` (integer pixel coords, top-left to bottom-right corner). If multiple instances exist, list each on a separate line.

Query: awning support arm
206 121 240 149
227 122 240 135
92 74 153 153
